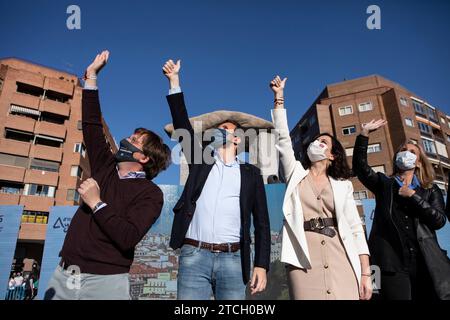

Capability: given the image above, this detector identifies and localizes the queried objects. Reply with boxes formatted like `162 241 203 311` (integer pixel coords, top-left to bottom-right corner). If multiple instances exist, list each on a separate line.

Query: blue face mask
208 128 233 150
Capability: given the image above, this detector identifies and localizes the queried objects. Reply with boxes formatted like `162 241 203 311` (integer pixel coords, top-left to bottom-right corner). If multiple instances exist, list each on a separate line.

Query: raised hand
86 50 110 78
270 75 287 96
361 119 387 137
162 59 181 89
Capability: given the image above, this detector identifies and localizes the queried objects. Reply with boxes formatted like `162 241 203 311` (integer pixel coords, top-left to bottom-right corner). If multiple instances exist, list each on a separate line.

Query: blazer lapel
329 178 345 227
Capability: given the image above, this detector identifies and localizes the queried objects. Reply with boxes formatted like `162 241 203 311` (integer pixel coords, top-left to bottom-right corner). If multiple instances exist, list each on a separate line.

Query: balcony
39 98 70 117
18 223 47 241
30 144 62 162
15 70 45 88
44 77 74 97
0 193 21 205
19 195 55 212
34 121 67 140
24 169 59 186
5 114 36 133
0 164 26 182
0 138 30 157
11 92 41 110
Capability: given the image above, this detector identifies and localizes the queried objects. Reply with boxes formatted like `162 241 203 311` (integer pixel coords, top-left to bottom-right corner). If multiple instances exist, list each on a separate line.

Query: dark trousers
380 251 438 300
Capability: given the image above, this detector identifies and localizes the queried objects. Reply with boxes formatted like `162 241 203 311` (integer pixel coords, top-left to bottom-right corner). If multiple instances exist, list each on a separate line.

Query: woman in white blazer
269 76 372 300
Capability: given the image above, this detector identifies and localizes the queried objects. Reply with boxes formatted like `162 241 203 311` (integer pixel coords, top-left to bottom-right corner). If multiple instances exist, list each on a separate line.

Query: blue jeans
177 244 247 300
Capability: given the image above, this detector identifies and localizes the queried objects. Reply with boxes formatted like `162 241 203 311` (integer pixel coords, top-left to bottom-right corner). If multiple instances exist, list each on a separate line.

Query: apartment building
0 58 117 271
290 75 449 207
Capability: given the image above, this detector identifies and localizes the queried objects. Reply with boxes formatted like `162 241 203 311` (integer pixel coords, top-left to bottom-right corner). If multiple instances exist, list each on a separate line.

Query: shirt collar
116 166 147 179
394 174 420 190
213 150 240 167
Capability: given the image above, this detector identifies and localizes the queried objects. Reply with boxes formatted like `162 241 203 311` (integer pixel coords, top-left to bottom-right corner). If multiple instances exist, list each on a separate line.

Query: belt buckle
311 217 325 230
210 243 221 253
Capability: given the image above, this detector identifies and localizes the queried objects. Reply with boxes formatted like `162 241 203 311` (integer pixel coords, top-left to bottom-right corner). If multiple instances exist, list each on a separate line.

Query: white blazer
271 108 370 286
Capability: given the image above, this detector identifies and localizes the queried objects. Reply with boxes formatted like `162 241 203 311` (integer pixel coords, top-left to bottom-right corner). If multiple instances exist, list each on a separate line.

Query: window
4 129 33 143
418 122 431 134
422 139 436 154
441 117 446 124
447 135 450 143
74 143 86 157
34 135 63 148
427 108 438 122
22 211 49 224
70 165 83 179
345 148 354 156
358 102 373 112
371 165 385 173
44 90 70 103
0 153 29 168
25 184 55 197
405 118 414 127
30 159 59 172
67 189 80 202
353 191 368 200
0 181 24 195
413 101 426 115
40 112 66 125
367 143 381 153
338 105 353 116
77 120 82 130
309 115 317 126
400 97 408 106
342 126 356 136
16 82 44 97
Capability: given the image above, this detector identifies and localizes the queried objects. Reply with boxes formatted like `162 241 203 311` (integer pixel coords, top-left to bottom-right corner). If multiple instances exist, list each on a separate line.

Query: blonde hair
393 139 435 189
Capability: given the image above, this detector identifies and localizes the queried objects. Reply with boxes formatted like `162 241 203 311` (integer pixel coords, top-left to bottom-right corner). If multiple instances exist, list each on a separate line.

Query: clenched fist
78 178 102 211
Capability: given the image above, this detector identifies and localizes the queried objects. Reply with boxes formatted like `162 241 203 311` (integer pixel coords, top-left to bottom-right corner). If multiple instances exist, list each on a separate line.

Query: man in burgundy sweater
44 51 171 300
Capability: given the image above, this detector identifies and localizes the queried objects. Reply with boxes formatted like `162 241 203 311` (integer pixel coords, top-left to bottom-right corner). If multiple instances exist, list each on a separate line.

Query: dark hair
302 133 352 180
134 128 171 180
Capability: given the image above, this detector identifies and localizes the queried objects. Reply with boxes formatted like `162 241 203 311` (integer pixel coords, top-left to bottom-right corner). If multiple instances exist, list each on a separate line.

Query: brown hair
392 139 435 189
134 128 171 180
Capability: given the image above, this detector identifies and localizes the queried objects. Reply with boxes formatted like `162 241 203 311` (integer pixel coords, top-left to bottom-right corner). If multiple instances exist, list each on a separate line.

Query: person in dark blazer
162 59 271 300
353 119 450 300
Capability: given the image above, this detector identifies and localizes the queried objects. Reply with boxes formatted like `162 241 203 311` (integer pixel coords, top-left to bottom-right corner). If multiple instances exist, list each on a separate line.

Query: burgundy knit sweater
59 90 163 275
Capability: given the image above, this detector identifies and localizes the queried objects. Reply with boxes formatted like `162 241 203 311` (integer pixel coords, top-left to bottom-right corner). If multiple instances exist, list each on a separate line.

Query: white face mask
396 151 417 171
307 140 328 163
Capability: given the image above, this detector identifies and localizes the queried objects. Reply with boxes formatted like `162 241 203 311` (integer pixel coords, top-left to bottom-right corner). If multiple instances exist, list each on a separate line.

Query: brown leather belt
304 217 338 238
183 238 240 253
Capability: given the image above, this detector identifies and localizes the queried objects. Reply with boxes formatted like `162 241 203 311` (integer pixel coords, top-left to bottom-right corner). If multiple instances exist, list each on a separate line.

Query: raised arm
352 120 387 194
270 76 304 182
163 59 203 166
82 51 115 175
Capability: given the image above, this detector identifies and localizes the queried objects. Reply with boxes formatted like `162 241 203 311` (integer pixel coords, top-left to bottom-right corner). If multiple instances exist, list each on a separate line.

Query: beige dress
287 174 359 300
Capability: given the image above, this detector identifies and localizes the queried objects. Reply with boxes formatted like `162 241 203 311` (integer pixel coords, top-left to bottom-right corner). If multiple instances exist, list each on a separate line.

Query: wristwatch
92 201 106 213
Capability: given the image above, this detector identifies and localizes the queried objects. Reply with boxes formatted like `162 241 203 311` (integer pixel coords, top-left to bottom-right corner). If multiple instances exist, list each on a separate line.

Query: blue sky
1 0 450 184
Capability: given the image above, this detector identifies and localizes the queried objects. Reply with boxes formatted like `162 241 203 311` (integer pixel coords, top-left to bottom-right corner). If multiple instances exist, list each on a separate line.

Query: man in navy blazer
162 59 271 300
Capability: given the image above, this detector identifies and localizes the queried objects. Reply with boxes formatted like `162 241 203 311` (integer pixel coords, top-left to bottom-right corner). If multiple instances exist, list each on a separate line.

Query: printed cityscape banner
37 206 78 300
34 185 287 300
0 206 23 300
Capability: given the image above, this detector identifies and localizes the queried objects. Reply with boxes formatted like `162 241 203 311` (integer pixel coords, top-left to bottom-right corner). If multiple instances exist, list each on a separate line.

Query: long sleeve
271 108 305 182
82 90 115 175
251 168 271 271
343 181 370 255
409 185 447 230
166 92 204 167
352 134 383 194
92 187 164 252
